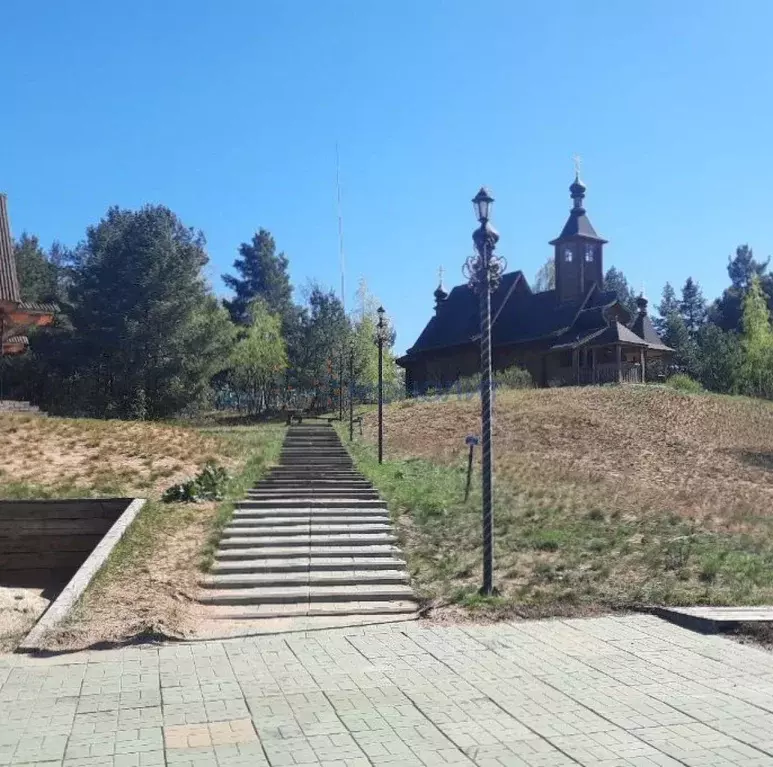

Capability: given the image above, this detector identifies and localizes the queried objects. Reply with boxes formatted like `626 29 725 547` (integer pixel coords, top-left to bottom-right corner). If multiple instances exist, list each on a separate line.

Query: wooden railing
549 362 642 387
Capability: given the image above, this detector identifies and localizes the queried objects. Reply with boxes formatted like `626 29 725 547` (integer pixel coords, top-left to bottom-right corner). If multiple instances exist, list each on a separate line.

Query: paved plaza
4 615 773 766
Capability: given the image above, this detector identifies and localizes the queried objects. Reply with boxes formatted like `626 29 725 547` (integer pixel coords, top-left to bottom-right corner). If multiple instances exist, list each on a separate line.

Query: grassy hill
348 386 773 615
0 413 283 649
0 413 236 498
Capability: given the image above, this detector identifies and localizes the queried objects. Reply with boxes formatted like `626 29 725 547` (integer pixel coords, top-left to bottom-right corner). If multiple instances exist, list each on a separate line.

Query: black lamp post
463 187 506 596
374 305 389 464
339 349 344 422
348 340 355 442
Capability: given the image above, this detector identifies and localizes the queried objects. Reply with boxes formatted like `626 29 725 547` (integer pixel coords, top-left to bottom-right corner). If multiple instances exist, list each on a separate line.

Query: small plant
162 462 231 503
666 374 704 394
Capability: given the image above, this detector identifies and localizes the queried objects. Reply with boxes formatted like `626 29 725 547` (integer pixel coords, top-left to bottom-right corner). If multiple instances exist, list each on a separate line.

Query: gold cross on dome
573 154 582 178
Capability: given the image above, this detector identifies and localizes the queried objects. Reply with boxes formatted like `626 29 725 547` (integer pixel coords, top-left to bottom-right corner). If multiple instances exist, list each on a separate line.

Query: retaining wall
0 498 132 587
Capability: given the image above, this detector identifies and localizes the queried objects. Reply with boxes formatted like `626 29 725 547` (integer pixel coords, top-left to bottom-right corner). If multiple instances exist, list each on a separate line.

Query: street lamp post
348 340 355 442
339 349 344 422
374 306 389 464
463 187 506 596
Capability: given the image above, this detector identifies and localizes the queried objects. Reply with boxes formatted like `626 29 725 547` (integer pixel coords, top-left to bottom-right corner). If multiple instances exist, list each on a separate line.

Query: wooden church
397 174 671 392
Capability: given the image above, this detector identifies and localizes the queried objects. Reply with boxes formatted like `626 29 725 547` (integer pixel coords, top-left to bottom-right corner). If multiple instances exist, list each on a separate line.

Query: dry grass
0 413 234 498
349 386 773 614
0 415 284 650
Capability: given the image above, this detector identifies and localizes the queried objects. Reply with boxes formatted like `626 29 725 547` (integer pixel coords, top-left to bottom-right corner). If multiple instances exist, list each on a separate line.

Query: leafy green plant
162 462 231 503
666 373 704 393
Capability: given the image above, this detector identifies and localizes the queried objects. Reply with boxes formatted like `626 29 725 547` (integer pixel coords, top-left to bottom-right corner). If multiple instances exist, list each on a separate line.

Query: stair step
247 489 380 496
211 557 406 574
232 509 389 520
199 583 416 605
219 534 398 549
254 482 373 488
216 546 401 560
201 570 409 589
230 515 390 526
223 523 393 536
236 499 387 509
204 600 417 620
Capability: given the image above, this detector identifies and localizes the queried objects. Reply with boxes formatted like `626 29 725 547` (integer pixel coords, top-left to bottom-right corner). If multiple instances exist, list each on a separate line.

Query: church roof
631 309 672 351
402 271 620 359
550 209 606 242
551 321 649 350
0 194 21 304
548 174 608 245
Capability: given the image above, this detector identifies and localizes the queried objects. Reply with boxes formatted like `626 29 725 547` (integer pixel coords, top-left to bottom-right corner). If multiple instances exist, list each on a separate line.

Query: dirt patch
0 586 51 652
367 387 773 528
348 387 773 614
39 502 216 651
0 413 232 498
19 424 286 652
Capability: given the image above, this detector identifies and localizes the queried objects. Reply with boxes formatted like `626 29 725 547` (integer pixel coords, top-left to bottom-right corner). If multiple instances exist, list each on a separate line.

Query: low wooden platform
655 605 773 633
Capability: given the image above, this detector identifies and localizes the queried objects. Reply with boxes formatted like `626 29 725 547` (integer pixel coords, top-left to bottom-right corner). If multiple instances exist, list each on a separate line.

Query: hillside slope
354 386 773 611
0 413 230 498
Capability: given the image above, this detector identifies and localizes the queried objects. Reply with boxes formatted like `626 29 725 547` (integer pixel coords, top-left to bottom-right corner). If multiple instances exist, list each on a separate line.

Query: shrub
665 373 704 394
456 366 533 395
162 462 231 503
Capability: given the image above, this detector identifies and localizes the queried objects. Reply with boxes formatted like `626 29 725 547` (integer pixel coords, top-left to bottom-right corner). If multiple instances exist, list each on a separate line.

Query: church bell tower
549 165 608 302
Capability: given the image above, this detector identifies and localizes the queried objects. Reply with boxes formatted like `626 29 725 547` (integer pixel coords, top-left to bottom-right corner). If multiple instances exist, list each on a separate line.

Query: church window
585 244 594 262
564 248 573 262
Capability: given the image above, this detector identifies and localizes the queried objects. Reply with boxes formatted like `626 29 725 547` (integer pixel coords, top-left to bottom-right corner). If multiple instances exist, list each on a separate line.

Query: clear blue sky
2 0 772 354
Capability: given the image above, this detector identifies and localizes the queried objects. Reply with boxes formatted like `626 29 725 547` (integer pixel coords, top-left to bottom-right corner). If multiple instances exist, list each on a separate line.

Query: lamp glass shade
472 188 494 222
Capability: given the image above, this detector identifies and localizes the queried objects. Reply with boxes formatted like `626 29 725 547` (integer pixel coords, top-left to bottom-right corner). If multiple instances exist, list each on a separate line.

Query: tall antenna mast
336 143 346 313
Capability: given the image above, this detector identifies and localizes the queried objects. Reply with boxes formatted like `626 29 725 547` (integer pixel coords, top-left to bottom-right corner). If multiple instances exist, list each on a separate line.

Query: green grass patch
342 427 773 616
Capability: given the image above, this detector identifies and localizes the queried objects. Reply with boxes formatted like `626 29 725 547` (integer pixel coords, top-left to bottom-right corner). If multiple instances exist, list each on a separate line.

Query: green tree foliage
31 205 234 419
603 266 637 314
222 229 294 326
533 257 555 292
227 300 288 414
655 282 680 336
13 234 59 302
665 313 700 378
738 275 773 397
289 284 350 411
349 288 400 402
711 245 772 330
696 324 741 394
679 277 707 335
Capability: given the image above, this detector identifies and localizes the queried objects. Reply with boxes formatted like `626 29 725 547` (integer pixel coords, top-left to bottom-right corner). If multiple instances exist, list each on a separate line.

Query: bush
665 373 704 394
456 366 533 394
495 366 534 390
162 462 231 503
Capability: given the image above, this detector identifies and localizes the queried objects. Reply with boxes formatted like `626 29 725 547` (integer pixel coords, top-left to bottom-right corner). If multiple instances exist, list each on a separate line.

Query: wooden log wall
0 498 132 586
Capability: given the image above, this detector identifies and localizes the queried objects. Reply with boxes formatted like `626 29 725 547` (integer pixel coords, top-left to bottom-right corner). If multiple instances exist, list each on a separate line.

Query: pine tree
665 313 700 378
222 229 294 325
697 324 741 394
70 205 233 418
654 282 679 336
603 266 637 314
13 233 58 302
739 275 773 397
711 245 772 330
679 277 707 335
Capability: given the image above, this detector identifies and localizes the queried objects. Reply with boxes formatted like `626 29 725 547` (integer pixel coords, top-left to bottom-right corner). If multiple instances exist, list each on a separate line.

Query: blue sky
2 0 772 354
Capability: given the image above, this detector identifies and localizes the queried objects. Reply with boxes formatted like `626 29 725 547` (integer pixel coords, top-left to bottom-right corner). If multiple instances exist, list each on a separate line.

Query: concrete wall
0 498 132 587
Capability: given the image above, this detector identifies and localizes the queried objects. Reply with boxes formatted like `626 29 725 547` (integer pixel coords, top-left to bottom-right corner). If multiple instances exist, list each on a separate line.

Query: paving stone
8 615 773 765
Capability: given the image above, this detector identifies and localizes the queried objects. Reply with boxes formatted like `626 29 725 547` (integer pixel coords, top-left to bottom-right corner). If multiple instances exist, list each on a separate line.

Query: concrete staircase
198 422 416 628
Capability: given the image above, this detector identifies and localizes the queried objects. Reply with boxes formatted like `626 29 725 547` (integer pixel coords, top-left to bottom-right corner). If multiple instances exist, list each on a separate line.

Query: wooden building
397 175 671 392
0 193 56 356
